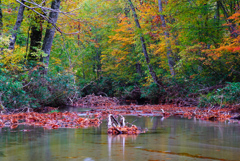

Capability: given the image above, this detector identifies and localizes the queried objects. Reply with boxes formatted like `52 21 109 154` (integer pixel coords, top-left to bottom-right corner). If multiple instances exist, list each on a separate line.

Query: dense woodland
0 0 240 109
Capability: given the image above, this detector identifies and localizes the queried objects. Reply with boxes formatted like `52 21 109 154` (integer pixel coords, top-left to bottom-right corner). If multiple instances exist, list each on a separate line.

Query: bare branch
16 0 62 33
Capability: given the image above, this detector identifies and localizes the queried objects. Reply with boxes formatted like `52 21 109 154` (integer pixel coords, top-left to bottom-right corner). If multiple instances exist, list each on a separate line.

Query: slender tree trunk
0 0 3 34
128 0 164 88
136 63 142 75
158 0 175 76
8 1 25 50
26 26 30 53
215 1 220 43
219 1 237 37
42 0 61 72
96 47 101 79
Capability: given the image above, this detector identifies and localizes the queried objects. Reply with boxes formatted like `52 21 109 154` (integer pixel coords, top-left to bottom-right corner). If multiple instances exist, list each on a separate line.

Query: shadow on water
0 115 240 161
140 148 230 161
0 151 6 157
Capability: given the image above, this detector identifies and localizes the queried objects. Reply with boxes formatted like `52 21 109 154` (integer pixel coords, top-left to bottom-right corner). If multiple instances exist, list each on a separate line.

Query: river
0 111 240 161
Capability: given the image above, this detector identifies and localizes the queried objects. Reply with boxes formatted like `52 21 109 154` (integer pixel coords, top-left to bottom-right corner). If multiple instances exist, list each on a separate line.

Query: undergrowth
0 67 79 109
199 82 240 108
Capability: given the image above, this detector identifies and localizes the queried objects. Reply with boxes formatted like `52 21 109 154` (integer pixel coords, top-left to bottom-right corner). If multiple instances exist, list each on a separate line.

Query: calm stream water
0 110 240 161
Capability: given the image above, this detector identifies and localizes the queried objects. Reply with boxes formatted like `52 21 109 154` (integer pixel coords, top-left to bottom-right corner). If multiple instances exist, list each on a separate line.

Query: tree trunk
215 1 220 43
96 46 102 79
26 1 45 61
128 0 164 88
0 0 3 34
28 15 43 61
158 0 175 76
42 0 61 72
219 1 237 37
136 63 142 75
8 1 25 50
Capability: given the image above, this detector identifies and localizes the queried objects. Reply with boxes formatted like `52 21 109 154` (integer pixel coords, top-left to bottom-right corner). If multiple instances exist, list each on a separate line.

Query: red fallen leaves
10 124 18 129
0 105 238 131
108 125 141 135
95 105 238 122
0 112 101 129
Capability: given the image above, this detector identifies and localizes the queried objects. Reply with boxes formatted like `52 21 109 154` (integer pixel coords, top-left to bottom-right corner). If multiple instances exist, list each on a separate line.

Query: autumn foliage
0 111 100 129
0 0 240 109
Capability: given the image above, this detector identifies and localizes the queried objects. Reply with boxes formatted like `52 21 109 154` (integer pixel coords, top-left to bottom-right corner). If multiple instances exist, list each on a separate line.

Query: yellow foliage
51 57 62 65
0 45 26 71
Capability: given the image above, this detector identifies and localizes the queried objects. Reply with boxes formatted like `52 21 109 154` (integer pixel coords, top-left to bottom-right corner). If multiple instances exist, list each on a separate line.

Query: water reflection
108 134 137 160
152 116 165 130
0 116 240 161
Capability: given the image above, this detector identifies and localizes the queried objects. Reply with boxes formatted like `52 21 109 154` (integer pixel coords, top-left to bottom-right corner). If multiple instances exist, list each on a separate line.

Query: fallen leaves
0 104 239 132
0 112 101 129
93 105 237 122
108 125 141 135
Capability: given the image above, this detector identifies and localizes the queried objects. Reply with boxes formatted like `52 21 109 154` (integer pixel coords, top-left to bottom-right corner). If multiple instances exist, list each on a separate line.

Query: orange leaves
214 11 240 54
108 125 141 135
108 16 135 47
0 111 101 130
94 105 237 123
232 47 240 52
228 11 240 23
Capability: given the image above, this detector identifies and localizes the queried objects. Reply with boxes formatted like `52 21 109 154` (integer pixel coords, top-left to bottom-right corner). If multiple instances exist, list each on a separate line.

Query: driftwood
198 85 225 93
107 114 141 135
77 94 119 107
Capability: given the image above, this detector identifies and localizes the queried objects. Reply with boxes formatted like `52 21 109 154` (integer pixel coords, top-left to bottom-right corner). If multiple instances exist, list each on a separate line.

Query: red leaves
108 125 141 135
0 112 101 130
95 105 237 123
0 105 238 132
10 124 18 129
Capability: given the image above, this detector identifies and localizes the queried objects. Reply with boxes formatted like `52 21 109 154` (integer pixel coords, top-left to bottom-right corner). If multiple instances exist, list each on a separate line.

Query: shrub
0 67 79 109
24 70 79 107
0 75 31 109
199 82 240 107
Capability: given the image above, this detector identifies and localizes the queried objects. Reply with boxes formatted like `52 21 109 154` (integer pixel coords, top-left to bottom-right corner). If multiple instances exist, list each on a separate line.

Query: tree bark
158 0 175 76
0 0 3 34
218 1 237 37
27 0 45 61
128 0 164 88
42 0 61 72
28 15 43 61
215 1 220 43
8 1 25 50
96 46 102 79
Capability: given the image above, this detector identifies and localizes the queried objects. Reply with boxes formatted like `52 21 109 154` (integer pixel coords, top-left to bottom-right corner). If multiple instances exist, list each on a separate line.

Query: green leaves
199 82 240 107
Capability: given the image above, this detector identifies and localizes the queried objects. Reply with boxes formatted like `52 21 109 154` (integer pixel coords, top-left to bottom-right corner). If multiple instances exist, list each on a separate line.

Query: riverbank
1 105 240 131
88 105 240 123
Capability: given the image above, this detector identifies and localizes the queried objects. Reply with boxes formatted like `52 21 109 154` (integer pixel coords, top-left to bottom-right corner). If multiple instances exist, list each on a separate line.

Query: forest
0 0 240 110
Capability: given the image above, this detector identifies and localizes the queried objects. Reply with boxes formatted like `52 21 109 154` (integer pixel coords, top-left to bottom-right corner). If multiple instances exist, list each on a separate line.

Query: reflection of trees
108 134 137 160
0 126 45 149
152 116 165 131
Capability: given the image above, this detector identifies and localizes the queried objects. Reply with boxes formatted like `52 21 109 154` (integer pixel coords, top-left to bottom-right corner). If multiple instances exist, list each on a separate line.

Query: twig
0 92 6 111
16 0 62 33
